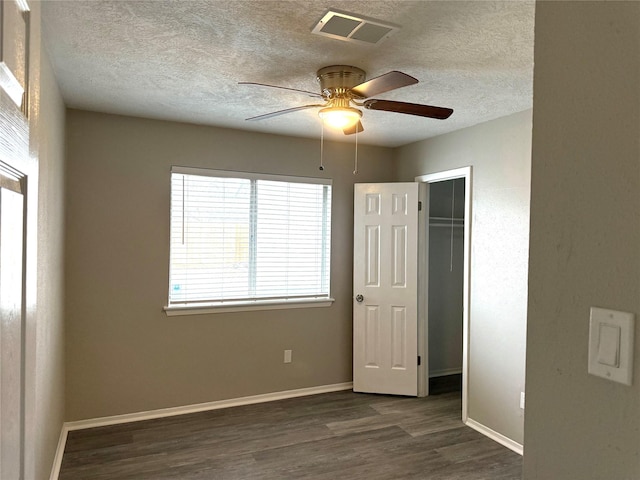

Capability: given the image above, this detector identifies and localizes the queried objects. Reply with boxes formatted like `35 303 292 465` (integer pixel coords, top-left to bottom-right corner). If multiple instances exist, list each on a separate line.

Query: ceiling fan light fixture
318 106 362 129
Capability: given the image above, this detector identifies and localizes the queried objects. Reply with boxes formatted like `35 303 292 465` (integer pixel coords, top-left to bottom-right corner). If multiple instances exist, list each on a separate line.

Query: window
165 167 333 314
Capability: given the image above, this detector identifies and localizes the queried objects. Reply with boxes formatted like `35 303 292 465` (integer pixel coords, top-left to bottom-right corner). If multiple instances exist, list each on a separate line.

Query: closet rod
429 216 464 223
430 223 464 228
429 216 464 228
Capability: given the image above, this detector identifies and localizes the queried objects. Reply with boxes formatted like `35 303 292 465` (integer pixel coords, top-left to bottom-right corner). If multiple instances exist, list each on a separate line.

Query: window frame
164 166 335 316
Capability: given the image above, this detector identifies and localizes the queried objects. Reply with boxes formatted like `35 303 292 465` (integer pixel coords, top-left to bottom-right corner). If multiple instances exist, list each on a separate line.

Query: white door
0 179 24 480
0 2 31 477
353 183 419 396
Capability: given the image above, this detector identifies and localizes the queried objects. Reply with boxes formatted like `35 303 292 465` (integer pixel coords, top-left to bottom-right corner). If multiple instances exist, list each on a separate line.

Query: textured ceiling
42 1 535 147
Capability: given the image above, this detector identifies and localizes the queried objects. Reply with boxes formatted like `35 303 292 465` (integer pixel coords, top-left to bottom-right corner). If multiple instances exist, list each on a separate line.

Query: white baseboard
49 382 353 479
465 417 523 456
64 382 353 431
429 368 462 378
49 426 68 480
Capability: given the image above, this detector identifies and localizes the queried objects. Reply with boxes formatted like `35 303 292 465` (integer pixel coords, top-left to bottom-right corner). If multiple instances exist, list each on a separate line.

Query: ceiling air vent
311 9 400 46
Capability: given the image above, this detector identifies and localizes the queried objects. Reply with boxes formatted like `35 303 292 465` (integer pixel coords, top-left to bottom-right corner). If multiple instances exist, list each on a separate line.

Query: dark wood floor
59 378 522 479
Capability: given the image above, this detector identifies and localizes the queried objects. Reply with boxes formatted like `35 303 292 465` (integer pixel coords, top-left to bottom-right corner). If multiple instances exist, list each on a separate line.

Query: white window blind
168 167 332 307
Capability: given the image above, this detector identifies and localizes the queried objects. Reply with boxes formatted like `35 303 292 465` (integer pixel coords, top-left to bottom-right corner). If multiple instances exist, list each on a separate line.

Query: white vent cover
311 9 400 46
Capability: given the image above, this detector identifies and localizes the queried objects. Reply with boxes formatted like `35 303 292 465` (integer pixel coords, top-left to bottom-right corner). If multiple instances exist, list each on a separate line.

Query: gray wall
395 109 532 445
524 2 640 478
64 110 394 420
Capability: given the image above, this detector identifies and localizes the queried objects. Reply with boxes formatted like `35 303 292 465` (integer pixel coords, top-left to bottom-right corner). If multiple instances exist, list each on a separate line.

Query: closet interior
428 178 465 392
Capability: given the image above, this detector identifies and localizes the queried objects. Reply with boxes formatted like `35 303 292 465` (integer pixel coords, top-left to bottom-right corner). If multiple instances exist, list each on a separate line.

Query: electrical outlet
519 392 525 410
284 350 292 363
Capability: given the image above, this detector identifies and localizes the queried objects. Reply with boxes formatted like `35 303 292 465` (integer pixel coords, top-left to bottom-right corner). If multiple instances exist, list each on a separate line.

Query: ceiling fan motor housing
316 65 366 98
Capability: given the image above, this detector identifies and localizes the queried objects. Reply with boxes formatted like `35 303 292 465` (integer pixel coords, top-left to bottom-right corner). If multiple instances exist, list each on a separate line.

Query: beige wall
524 2 640 478
34 47 67 480
64 110 394 420
395 109 532 445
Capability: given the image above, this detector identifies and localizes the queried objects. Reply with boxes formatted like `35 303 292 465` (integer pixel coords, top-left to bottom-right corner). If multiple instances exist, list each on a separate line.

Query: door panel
364 306 380 367
391 306 407 368
0 0 29 109
354 183 419 396
391 225 407 286
364 225 379 286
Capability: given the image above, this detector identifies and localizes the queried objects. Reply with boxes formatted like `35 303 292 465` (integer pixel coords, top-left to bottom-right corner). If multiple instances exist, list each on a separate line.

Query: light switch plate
588 307 634 386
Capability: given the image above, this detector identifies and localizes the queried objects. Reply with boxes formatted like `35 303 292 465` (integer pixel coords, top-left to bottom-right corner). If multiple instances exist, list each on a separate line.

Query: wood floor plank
59 381 522 479
436 438 511 464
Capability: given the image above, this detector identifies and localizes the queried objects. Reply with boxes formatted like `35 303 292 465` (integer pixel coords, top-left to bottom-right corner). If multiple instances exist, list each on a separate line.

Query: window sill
164 297 335 316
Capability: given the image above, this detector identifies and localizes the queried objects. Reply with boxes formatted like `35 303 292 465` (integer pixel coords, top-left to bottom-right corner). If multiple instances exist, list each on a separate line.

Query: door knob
355 294 364 303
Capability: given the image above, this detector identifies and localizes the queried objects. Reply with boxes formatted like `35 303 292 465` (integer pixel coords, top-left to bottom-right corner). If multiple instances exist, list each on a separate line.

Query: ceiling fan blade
245 104 325 121
239 82 322 98
343 121 364 135
364 99 453 119
350 71 418 99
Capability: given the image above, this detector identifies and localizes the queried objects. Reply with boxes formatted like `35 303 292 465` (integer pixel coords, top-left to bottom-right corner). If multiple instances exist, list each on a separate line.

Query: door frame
0 165 26 479
415 167 472 423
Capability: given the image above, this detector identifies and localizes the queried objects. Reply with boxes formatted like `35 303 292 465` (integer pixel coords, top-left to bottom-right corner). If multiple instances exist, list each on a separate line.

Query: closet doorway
416 167 470 422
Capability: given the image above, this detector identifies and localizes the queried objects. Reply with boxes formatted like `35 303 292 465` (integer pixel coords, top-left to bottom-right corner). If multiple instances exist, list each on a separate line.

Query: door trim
415 167 472 423
0 163 27 479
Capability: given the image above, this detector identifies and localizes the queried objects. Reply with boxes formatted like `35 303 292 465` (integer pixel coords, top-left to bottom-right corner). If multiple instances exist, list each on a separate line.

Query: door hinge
418 201 422 211
417 355 421 366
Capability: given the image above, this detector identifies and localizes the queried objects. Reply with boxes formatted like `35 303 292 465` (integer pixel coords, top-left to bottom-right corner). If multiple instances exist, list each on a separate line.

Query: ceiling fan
239 65 453 135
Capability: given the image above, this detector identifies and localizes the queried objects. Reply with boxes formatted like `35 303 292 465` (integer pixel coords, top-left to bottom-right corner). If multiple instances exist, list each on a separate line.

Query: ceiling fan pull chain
319 122 325 171
353 126 358 175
